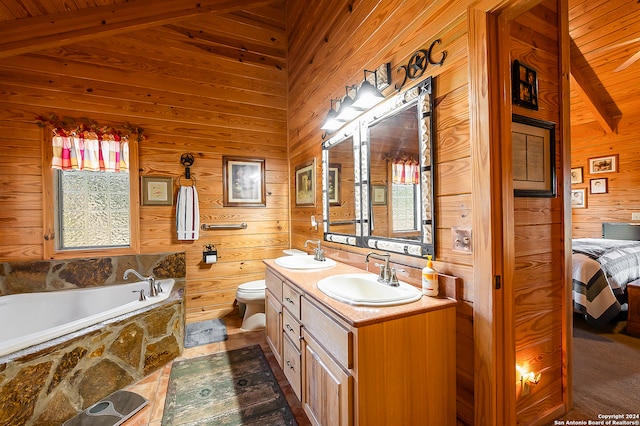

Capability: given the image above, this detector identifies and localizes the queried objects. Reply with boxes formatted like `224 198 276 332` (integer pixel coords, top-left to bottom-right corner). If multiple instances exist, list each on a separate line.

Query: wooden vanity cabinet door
302 331 353 426
265 289 283 368
283 335 302 400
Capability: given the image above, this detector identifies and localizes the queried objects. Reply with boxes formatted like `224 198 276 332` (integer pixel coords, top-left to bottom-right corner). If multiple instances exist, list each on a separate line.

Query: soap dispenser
421 255 439 297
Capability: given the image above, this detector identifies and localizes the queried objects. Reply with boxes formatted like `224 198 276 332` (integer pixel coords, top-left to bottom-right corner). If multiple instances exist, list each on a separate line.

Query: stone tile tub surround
0 252 186 425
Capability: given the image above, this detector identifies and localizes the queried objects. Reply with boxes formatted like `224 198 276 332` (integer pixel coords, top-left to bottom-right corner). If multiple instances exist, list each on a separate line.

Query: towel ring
177 175 196 187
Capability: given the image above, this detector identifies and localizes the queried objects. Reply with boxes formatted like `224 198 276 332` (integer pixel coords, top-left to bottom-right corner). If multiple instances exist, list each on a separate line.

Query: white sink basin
274 255 337 270
316 273 423 306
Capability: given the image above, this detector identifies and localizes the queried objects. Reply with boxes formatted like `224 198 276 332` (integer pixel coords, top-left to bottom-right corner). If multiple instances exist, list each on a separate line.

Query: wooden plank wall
510 1 566 424
571 118 640 237
0 3 289 323
285 0 475 423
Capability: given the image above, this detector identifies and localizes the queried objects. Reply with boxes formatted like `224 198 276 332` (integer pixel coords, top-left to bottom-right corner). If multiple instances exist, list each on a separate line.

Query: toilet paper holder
203 244 217 264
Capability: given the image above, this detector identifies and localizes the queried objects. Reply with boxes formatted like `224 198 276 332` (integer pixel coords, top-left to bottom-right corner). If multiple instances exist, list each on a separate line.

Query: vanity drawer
283 334 302 400
283 308 302 351
282 281 301 318
301 297 353 369
265 268 283 301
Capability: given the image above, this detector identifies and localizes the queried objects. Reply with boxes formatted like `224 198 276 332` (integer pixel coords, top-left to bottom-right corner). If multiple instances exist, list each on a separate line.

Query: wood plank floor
124 313 311 425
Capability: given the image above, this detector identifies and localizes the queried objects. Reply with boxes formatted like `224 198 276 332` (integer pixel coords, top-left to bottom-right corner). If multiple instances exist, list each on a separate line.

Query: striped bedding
572 238 640 326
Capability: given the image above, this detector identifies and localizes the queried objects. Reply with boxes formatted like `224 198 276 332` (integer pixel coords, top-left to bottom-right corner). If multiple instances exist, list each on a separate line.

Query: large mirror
322 78 435 257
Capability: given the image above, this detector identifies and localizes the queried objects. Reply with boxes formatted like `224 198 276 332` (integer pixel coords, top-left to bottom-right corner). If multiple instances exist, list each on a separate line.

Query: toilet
236 279 266 331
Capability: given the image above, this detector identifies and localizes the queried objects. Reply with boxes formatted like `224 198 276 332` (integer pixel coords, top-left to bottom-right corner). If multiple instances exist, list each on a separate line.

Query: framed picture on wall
372 185 387 205
512 60 539 110
589 155 618 174
223 156 266 207
141 176 173 206
512 114 556 197
328 164 341 206
571 167 583 184
571 188 587 208
295 159 315 207
590 178 608 194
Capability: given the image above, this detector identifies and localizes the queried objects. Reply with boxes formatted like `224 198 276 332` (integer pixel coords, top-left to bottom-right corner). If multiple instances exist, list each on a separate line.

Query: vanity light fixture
320 99 343 132
335 85 362 121
353 69 385 109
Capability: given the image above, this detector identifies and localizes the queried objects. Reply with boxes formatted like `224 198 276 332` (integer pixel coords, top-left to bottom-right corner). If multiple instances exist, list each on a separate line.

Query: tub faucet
123 269 159 297
365 252 394 285
304 239 325 261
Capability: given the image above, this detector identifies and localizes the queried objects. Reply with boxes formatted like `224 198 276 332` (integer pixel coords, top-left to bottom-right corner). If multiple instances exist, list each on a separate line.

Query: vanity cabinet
265 269 283 368
264 260 457 426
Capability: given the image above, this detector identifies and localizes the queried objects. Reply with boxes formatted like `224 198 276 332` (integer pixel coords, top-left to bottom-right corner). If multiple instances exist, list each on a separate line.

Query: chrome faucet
304 239 326 261
123 269 159 297
365 252 398 286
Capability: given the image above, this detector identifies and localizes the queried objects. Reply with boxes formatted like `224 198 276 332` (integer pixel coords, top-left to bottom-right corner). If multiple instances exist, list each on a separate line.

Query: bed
572 223 640 326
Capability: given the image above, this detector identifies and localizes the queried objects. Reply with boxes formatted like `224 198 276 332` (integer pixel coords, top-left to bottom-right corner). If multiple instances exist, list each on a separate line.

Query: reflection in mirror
322 124 360 246
368 105 420 241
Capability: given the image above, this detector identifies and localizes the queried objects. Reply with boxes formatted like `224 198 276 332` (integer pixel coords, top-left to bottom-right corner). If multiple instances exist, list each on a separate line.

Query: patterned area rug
184 318 228 348
161 345 297 425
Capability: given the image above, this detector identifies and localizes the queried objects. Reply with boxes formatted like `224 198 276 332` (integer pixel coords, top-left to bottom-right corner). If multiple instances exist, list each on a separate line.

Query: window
42 131 140 258
57 170 131 249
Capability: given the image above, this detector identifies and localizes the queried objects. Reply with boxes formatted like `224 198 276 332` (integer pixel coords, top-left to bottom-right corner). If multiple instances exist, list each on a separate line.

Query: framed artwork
223 156 266 207
590 178 608 194
589 155 618 174
328 164 341 206
571 188 587 209
295 159 315 207
141 176 173 206
512 60 538 110
372 185 387 205
511 114 556 197
571 167 583 184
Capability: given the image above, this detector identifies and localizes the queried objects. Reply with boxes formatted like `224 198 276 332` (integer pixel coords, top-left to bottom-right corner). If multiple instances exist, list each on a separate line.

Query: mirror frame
322 77 435 258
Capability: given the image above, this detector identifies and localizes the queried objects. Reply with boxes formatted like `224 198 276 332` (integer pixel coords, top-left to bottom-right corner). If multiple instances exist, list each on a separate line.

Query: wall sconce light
335 85 362 121
353 69 385 109
320 99 343 132
517 365 541 396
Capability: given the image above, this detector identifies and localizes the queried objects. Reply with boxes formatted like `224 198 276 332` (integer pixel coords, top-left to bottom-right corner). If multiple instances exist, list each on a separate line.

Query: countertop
263 257 457 328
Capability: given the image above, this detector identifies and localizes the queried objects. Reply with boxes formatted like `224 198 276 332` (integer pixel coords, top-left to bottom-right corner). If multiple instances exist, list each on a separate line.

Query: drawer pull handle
286 324 294 332
286 360 295 370
285 297 294 304
299 335 304 341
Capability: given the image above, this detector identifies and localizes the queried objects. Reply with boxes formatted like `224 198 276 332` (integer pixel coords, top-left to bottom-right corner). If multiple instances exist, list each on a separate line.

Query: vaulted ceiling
1 0 639 134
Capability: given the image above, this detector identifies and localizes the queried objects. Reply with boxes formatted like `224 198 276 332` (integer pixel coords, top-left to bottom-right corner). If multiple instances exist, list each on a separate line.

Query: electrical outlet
633 213 640 221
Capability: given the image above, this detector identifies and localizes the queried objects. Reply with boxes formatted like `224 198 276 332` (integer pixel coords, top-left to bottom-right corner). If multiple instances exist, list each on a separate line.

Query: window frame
42 128 140 259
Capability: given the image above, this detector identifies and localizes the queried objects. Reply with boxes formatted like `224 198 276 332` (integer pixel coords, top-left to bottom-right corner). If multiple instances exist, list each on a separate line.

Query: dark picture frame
590 177 608 194
141 176 173 206
223 156 266 207
295 159 315 207
512 60 539 110
328 164 341 206
512 114 556 198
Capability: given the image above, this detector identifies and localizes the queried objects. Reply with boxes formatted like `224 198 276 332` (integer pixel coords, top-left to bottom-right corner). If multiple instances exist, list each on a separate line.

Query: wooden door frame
469 0 571 424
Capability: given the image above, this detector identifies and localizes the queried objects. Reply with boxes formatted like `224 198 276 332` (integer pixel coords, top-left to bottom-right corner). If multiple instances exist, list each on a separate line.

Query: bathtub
0 279 175 358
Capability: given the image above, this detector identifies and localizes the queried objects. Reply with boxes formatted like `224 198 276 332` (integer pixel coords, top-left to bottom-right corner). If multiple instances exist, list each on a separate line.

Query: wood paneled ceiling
569 0 640 133
1 0 639 134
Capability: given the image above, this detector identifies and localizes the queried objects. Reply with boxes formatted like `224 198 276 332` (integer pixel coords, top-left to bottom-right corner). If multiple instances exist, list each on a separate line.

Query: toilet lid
238 279 266 292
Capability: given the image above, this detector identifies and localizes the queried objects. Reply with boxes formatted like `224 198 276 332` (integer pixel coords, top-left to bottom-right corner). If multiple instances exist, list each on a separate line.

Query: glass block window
57 170 130 249
392 183 419 232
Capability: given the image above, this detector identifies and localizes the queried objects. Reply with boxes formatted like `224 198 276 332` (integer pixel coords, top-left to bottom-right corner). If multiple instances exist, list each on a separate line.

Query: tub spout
124 269 158 297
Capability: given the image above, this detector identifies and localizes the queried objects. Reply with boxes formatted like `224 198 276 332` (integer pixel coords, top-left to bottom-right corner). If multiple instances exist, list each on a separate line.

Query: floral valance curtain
51 131 129 173
391 156 419 185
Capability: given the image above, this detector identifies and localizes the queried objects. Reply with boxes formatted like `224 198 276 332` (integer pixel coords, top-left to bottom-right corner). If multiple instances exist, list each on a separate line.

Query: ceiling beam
569 37 617 134
0 0 275 59
569 63 616 134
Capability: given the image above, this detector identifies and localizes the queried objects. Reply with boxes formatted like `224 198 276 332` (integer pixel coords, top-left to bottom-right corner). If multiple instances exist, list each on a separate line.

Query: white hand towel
176 186 200 240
